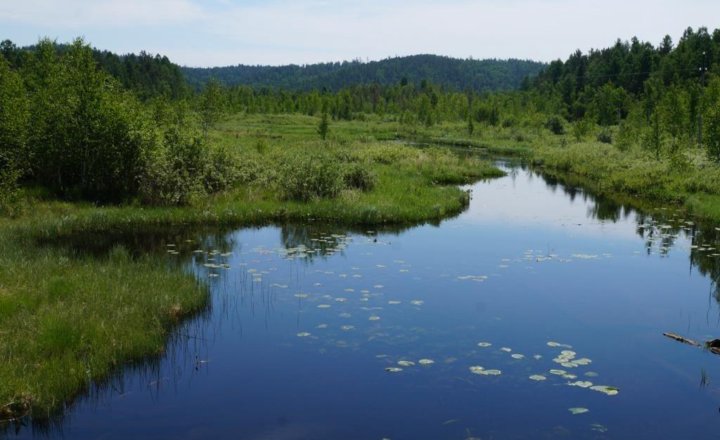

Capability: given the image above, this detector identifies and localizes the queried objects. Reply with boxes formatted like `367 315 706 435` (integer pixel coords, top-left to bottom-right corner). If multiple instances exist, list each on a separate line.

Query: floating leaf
398 360 415 367
529 375 547 381
418 359 435 366
296 332 312 337
590 423 608 433
547 341 572 348
511 354 525 360
477 342 492 348
568 407 589 415
385 367 403 373
469 366 485 375
590 385 619 396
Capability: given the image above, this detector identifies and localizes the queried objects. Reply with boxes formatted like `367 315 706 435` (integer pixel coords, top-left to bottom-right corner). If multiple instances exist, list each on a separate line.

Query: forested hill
181 55 546 92
1 39 188 100
527 26 720 123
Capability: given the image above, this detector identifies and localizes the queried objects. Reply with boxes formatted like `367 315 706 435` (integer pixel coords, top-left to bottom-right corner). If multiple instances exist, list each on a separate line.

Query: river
8 161 720 439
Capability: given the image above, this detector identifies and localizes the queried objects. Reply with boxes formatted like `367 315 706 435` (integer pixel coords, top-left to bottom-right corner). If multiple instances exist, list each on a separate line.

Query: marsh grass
0 230 207 421
0 113 505 421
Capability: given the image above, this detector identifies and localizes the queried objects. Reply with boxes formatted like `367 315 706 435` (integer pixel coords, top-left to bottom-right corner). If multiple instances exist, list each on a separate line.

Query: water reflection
5 160 720 439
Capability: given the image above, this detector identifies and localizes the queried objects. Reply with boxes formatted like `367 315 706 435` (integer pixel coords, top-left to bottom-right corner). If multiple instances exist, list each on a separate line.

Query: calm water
7 162 720 439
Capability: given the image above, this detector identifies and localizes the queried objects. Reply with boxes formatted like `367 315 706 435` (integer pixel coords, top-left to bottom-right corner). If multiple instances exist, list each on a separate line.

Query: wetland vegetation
1 26 720 439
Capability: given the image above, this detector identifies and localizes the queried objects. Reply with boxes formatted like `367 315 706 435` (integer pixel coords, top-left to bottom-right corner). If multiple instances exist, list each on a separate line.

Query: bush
203 146 240 193
343 163 376 191
0 159 21 216
277 151 344 201
597 129 613 144
545 116 566 135
502 118 516 128
138 127 207 206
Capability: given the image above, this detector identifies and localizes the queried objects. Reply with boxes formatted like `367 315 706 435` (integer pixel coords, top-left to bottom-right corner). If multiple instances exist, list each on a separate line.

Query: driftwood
663 332 720 355
663 332 700 347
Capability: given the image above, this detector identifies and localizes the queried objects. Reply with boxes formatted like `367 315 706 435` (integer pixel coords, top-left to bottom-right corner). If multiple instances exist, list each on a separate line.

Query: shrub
597 129 613 144
203 146 240 193
138 127 207 206
343 163 376 191
277 151 344 201
545 116 566 135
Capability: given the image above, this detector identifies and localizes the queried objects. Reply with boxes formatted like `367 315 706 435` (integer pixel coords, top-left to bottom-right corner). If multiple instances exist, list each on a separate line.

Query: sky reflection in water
8 162 720 440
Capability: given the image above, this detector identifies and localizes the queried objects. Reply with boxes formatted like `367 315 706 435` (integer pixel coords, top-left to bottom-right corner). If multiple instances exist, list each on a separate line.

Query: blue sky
1 0 718 67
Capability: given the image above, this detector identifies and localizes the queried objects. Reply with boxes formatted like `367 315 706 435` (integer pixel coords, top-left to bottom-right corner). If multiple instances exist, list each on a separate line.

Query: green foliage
597 129 613 144
343 163 376 191
23 39 153 201
182 55 546 92
277 150 345 201
198 78 226 134
545 115 566 135
1 39 188 100
138 130 205 206
590 83 628 126
0 57 28 214
572 118 592 141
318 111 329 140
642 110 664 160
705 76 720 162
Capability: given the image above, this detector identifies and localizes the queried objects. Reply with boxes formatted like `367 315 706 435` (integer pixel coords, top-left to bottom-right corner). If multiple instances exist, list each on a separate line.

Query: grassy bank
0 231 207 422
0 117 504 423
506 130 720 222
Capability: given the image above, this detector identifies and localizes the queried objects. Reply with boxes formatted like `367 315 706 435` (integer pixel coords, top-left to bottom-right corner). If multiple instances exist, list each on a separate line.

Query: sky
0 0 718 67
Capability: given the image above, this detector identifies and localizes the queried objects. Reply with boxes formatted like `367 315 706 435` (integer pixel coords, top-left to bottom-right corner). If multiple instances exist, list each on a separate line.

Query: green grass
0 231 207 421
0 114 505 422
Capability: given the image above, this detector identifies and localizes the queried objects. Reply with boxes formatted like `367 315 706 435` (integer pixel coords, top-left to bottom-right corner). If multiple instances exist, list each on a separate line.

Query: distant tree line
1 39 189 100
524 26 720 160
181 55 546 93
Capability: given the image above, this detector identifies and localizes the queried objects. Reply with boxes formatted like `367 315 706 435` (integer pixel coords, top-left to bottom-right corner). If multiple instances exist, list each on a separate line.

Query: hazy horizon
1 0 718 68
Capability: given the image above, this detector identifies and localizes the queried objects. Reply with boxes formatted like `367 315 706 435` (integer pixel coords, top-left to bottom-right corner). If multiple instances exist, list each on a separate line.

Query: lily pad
590 385 619 396
469 366 485 375
568 381 593 388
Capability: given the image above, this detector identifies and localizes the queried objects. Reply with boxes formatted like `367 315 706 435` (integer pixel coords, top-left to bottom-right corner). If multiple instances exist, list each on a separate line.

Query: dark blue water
8 163 720 439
